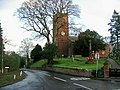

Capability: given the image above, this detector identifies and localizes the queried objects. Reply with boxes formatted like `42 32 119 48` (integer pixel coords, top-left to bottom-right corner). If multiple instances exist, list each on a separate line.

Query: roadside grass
30 59 46 68
31 57 107 71
0 71 26 87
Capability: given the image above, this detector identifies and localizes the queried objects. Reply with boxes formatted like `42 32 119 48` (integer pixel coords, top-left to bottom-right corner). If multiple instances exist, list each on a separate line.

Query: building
53 13 69 56
98 44 110 58
53 13 110 58
68 36 78 57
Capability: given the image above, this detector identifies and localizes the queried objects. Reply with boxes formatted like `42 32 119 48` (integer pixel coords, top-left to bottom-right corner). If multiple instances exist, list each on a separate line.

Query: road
0 69 120 90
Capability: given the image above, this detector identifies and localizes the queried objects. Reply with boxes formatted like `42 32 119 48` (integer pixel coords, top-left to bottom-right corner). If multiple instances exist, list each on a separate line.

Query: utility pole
0 22 3 73
1 43 3 73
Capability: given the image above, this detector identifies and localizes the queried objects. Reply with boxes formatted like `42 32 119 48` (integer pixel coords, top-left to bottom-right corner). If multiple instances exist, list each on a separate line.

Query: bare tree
103 36 110 44
19 38 33 65
15 0 80 43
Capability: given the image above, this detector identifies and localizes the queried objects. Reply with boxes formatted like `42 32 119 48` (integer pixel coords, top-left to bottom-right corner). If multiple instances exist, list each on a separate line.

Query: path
108 58 120 69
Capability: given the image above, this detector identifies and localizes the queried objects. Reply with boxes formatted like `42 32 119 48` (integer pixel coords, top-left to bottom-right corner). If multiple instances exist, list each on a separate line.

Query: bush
30 44 43 63
91 69 104 78
3 52 20 72
85 57 95 64
43 43 58 64
20 57 26 68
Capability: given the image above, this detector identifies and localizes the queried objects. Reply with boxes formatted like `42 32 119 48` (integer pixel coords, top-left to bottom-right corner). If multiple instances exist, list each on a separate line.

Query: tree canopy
19 38 33 65
108 10 120 59
43 43 58 64
4 52 20 71
74 29 105 57
30 44 42 62
108 10 120 45
15 0 80 43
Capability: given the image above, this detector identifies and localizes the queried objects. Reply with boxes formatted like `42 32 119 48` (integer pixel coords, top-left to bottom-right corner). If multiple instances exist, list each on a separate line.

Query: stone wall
42 66 93 77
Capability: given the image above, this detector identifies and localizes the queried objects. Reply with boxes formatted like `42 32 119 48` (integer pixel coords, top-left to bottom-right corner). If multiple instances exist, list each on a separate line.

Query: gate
109 68 120 77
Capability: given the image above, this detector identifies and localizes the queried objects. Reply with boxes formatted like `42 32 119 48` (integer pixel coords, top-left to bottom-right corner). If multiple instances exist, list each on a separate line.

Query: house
98 44 110 58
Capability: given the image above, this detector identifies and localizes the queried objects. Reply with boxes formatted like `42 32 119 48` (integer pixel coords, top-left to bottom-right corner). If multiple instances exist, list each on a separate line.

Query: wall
43 66 93 77
99 44 110 58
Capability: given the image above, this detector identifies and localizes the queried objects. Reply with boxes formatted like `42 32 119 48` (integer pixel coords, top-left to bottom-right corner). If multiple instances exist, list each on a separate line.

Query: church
53 13 109 58
53 13 70 57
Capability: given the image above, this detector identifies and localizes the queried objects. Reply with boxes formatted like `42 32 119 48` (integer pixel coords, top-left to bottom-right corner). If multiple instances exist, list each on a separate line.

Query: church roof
69 36 78 42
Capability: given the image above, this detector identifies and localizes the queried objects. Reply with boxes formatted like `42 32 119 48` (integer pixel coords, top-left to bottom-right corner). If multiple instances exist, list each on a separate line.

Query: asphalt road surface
0 69 120 90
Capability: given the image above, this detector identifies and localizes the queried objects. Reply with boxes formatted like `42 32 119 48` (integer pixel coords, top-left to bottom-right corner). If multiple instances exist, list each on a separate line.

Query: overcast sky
0 0 120 51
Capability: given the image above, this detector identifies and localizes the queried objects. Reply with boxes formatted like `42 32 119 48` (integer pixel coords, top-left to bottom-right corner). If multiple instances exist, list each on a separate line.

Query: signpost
5 66 9 73
95 52 100 77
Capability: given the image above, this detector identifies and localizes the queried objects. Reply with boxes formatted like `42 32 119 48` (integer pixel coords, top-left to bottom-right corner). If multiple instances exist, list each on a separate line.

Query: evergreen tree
108 10 120 59
74 29 105 57
43 43 58 64
30 44 42 62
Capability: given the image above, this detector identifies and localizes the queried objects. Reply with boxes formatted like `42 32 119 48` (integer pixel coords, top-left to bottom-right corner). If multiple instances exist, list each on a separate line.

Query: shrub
43 43 58 64
3 52 20 71
30 44 43 63
85 57 95 64
91 69 104 78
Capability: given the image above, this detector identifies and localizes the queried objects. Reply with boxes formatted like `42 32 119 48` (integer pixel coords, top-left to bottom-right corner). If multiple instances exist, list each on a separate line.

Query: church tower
53 13 69 56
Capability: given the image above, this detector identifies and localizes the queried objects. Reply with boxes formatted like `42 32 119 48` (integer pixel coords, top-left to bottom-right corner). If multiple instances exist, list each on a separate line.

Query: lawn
0 71 26 87
31 57 107 71
53 58 106 71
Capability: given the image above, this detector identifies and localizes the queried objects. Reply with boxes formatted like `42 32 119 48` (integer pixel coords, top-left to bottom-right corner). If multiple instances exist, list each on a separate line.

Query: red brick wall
53 13 69 56
99 44 110 58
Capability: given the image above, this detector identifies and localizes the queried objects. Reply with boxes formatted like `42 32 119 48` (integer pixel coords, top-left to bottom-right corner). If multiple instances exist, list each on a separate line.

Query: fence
109 68 120 77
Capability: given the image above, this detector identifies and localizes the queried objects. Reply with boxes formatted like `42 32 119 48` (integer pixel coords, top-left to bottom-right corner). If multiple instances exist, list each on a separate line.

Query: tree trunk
46 34 50 44
47 59 52 64
26 52 29 66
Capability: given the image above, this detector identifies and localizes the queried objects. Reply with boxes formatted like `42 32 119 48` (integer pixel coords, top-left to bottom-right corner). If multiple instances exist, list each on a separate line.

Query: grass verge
30 60 46 68
0 70 26 87
31 57 107 71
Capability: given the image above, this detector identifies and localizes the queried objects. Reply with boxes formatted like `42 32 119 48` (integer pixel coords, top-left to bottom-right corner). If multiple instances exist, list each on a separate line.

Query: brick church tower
53 13 69 56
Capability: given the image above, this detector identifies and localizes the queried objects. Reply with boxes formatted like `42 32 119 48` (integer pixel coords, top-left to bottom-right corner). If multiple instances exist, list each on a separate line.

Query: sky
0 0 120 52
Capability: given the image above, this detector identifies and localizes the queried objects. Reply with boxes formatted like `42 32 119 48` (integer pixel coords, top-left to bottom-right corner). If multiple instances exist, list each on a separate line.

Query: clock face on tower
54 14 69 56
61 31 66 36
